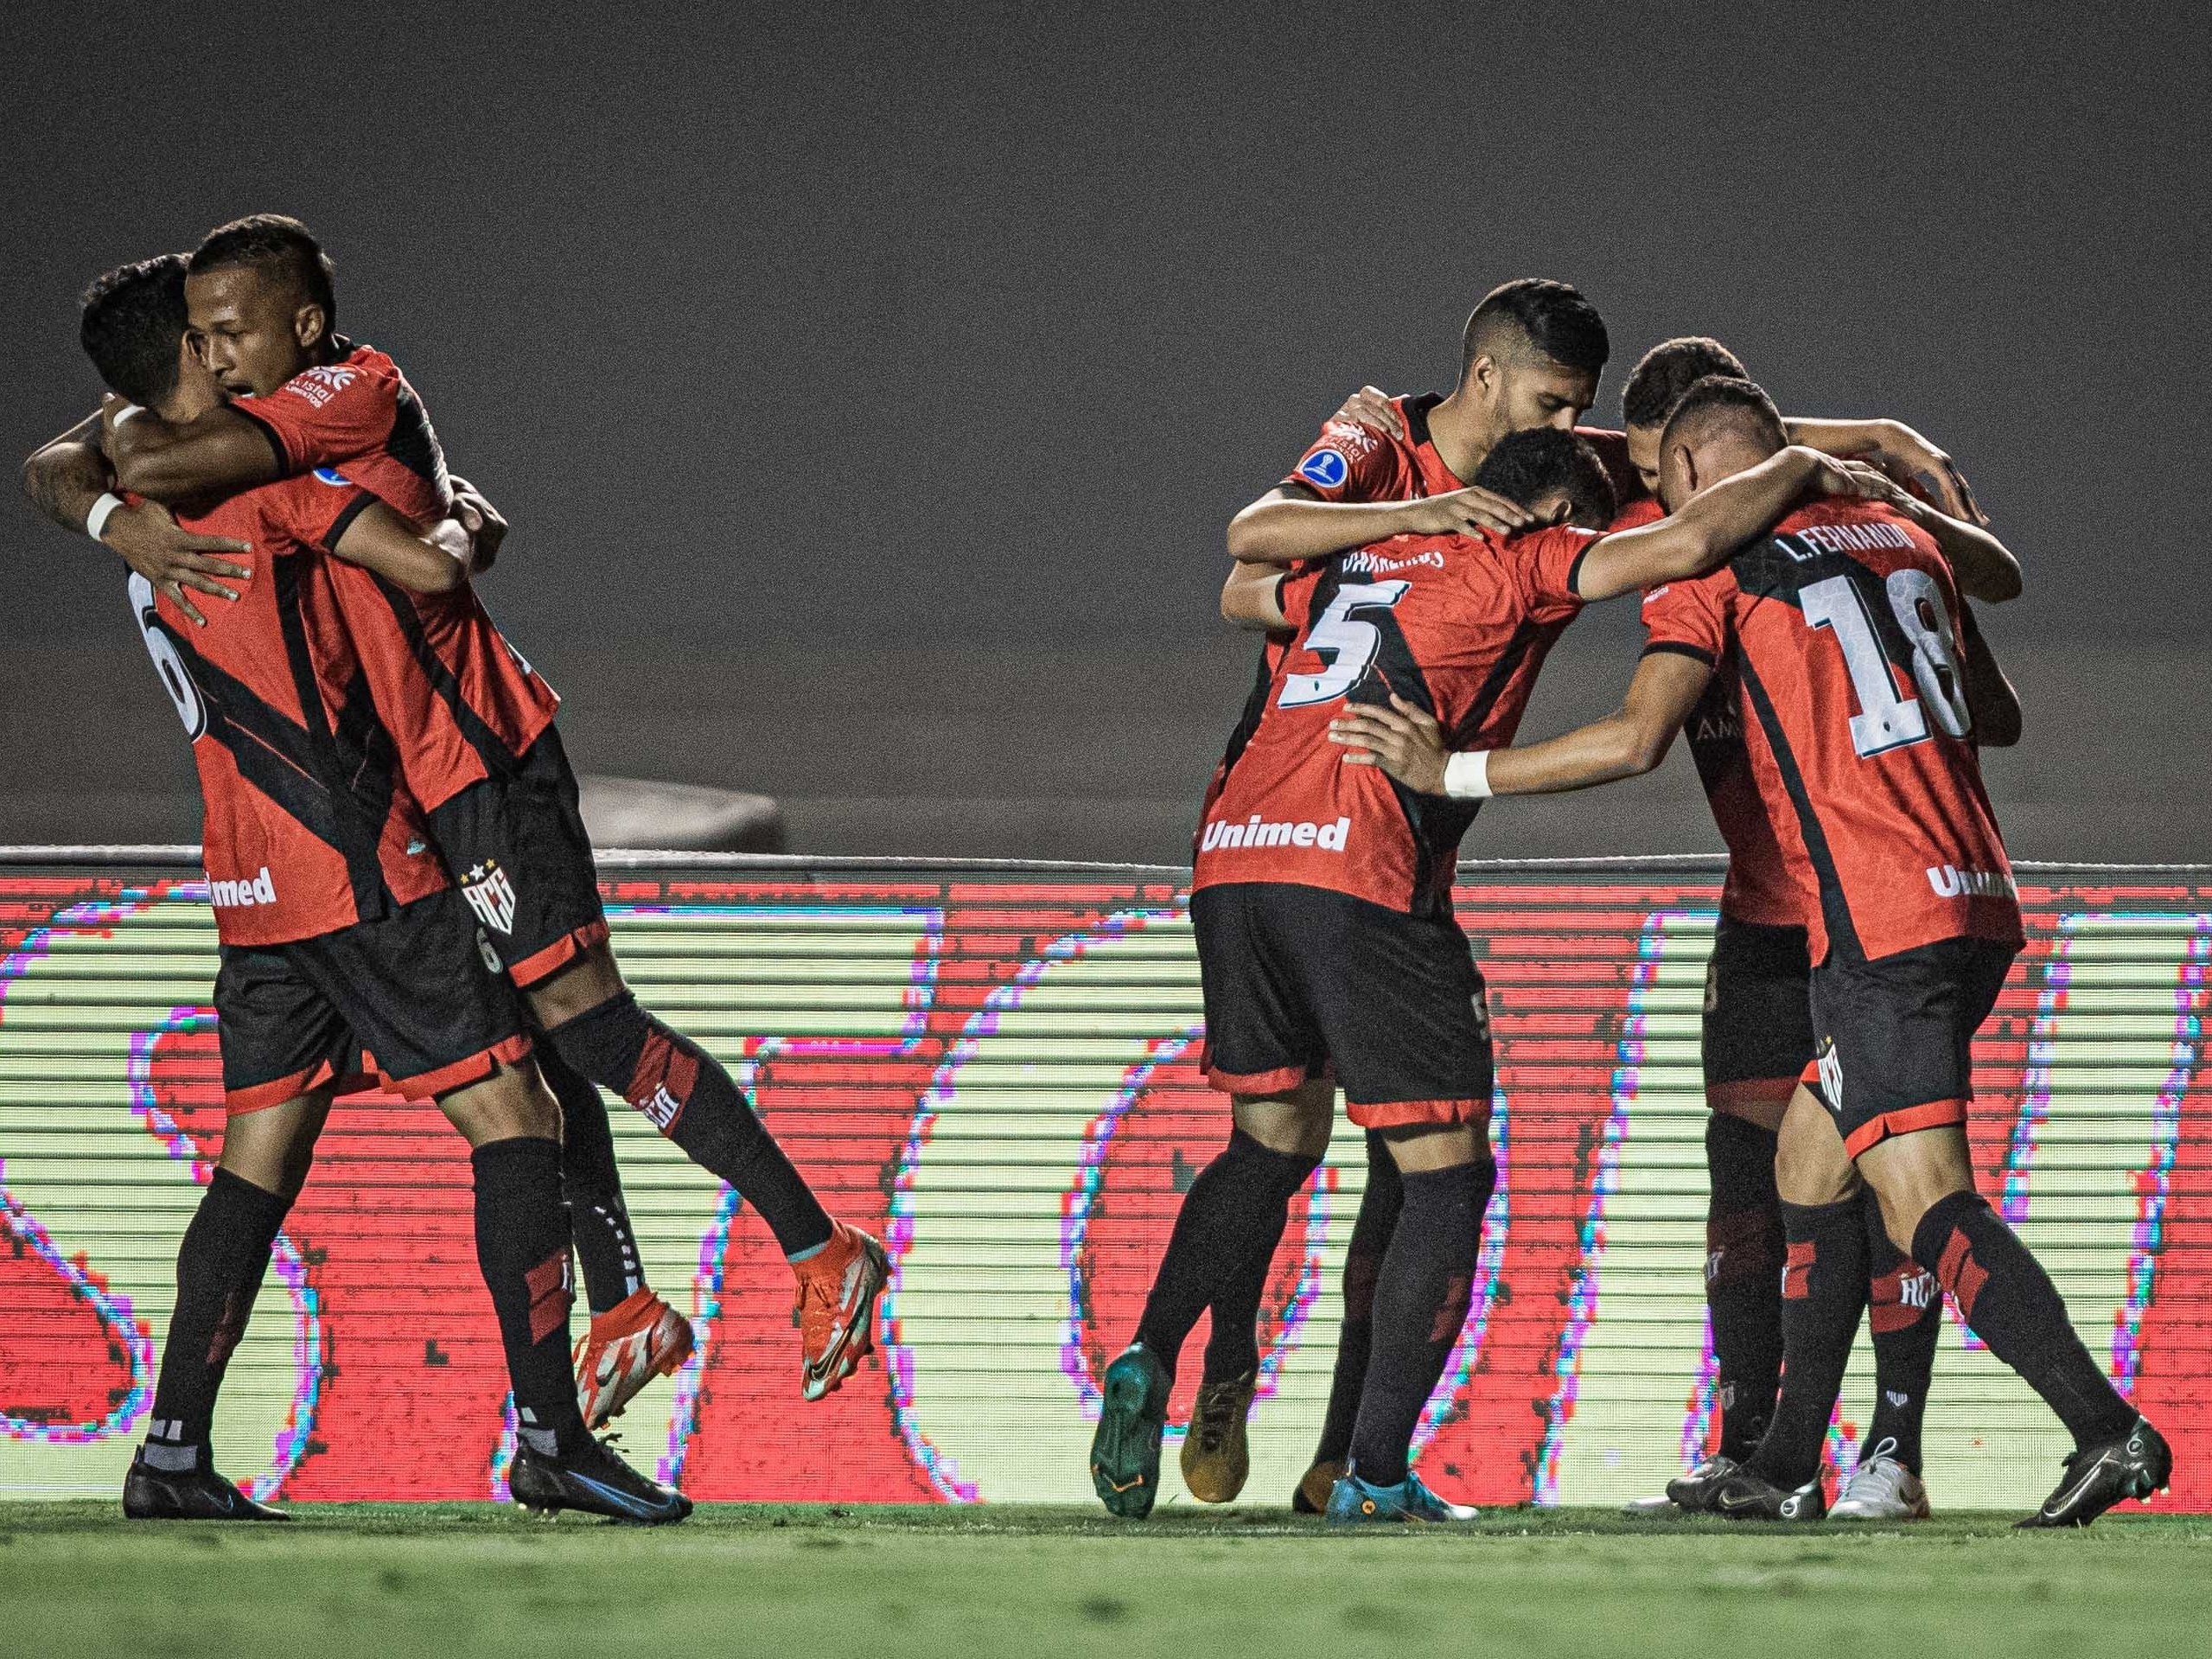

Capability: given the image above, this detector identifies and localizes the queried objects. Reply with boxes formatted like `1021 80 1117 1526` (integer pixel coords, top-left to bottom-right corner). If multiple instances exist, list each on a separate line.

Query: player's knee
1380 1122 1493 1181
1231 1092 1332 1159
439 1057 562 1147
524 941 628 1030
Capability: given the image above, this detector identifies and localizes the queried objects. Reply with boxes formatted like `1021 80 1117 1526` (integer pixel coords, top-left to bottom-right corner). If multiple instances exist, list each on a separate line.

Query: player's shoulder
277 340 401 405
1291 412 1407 493
1608 497 1665 532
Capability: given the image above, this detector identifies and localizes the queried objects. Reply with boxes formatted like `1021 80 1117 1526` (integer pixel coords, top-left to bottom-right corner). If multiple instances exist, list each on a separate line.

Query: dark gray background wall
3 3 2204 859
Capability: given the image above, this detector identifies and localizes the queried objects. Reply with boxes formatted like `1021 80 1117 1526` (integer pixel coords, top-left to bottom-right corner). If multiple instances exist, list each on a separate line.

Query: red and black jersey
128 474 446 947
1282 398 1652 519
234 340 562 810
1640 500 2021 964
1194 526 1593 916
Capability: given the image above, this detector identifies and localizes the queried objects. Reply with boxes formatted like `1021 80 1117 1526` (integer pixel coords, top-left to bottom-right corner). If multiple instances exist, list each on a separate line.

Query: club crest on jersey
1815 1037 1844 1112
460 860 518 934
1297 448 1349 489
311 467 354 487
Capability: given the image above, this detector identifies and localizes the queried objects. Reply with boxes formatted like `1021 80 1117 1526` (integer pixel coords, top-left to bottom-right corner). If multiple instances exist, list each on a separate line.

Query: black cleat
1673 1463 1826 1522
1661 1453 1743 1513
509 1436 692 1526
2017 1416 2172 1529
123 1451 290 1522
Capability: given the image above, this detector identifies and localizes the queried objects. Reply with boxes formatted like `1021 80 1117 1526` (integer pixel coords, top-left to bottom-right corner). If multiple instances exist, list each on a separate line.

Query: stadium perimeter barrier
3 848 2207 1511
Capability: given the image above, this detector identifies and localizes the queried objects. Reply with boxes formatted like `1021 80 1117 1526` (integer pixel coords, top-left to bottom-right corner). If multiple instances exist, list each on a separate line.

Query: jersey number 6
1278 580 1412 709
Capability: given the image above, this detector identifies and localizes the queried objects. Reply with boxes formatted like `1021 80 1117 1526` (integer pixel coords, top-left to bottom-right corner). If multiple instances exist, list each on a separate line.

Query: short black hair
80 254 190 405
1471 428 1617 530
1659 374 1788 457
1463 278 1610 375
1622 336 1749 430
189 214 337 328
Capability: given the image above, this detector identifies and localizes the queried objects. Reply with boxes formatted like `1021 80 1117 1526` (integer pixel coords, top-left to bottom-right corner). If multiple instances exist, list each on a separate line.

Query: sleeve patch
1295 449 1349 490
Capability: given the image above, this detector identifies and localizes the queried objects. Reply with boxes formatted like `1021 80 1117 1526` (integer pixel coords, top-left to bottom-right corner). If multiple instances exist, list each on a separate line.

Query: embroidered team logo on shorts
461 860 518 935
1815 1035 1844 1111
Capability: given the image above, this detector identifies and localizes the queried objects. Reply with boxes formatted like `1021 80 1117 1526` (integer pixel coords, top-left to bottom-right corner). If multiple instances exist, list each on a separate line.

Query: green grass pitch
5 1501 2206 1657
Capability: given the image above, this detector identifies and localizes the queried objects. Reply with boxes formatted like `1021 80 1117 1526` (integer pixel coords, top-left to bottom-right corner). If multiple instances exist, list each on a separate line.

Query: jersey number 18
1800 568 1970 758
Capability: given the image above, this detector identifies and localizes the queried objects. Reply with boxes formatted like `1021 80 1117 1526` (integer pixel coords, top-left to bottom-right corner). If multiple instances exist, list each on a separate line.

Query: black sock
1912 1190 2135 1450
1861 1190 1939 1474
470 1136 587 1457
1746 1196 1866 1490
1347 1155 1491 1489
1313 1133 1402 1465
1198 1138 1322 1385
1704 1114 1785 1463
143 1168 293 1471
549 992 832 1260
539 1043 642 1315
1134 1130 1312 1381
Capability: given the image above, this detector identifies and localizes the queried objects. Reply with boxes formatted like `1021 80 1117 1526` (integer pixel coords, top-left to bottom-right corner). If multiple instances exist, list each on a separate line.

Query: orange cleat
794 1223 889 1401
573 1288 697 1429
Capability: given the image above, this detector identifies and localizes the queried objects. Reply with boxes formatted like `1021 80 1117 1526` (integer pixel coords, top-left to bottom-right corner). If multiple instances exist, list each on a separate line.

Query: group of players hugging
19 226 2168 1532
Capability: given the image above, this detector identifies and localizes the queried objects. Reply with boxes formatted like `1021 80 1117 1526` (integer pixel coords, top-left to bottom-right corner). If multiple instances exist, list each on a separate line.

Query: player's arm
1220 561 1291 630
1329 652 1714 796
1571 446 1890 601
1782 416 1984 525
1227 478 1539 565
102 393 283 504
1960 603 2023 747
329 500 475 594
21 413 252 627
1881 493 2022 603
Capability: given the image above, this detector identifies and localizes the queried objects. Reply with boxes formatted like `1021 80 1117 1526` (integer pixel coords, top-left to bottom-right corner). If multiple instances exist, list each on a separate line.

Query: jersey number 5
1278 580 1411 709
1801 568 1969 758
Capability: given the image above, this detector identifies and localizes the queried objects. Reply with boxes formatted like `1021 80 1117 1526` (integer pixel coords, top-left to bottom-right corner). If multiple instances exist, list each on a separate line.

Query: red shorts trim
506 919 610 989
1347 1097 1487 1131
1842 1098 1969 1159
1708 1077 1799 1114
380 1031 533 1101
1202 1059 1315 1097
225 1062 337 1117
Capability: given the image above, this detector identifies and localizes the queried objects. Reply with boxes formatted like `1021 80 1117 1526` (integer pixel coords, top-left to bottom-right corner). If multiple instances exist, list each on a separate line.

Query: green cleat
1090 1343 1172 1517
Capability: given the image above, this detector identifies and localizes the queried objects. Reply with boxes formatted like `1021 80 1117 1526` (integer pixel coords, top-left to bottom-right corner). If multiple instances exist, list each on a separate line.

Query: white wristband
86 491 126 541
111 402 145 427
1444 750 1494 800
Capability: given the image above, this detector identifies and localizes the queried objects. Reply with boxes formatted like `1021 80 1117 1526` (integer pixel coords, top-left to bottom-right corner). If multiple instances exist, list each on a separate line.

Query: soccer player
56 254 685 1523
1090 422 1900 1522
95 215 888 1412
1330 377 2170 1528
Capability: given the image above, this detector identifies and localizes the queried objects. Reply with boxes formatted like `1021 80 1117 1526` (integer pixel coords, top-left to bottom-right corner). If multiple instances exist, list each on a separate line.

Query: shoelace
1190 1383 1240 1452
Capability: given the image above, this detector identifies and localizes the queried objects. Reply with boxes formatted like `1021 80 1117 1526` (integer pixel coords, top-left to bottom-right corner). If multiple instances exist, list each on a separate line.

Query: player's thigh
1774 1082 1857 1207
1805 936 2008 1164
217 1084 336 1198
1191 884 1329 1098
1303 893 1495 1139
428 728 612 1005
1231 1075 1335 1159
1858 1124 1979 1254
211 941 360 1121
1702 915 1812 1133
290 888 535 1107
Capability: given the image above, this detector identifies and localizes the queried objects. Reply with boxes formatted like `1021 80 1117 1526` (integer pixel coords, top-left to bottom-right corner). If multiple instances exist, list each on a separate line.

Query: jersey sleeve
1512 526 1600 617
1280 418 1410 502
1640 571 1731 666
271 471 381 554
232 357 398 476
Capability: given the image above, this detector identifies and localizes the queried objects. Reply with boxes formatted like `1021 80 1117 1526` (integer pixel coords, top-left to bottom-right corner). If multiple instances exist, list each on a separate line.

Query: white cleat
1828 1453 1930 1522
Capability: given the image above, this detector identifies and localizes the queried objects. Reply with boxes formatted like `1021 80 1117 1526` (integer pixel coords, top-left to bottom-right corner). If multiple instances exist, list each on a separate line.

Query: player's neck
1420 388 1491 485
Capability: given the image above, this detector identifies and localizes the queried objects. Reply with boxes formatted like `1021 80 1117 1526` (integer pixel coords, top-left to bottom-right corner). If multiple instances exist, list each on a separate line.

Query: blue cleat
1089 1343 1172 1517
1325 1465 1480 1526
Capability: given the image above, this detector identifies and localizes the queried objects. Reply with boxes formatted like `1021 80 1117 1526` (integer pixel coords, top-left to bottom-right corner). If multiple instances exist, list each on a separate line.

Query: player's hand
1861 421 1986 525
1810 454 1915 508
1396 483 1539 539
102 499 252 628
1327 694 1450 795
449 475 508 572
1328 385 1405 439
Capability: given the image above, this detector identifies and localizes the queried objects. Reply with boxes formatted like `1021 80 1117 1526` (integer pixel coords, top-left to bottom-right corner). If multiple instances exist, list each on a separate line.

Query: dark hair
1471 428 1617 530
189 214 337 328
1463 278 1610 375
1622 336 1749 430
80 254 191 405
1659 374 1788 456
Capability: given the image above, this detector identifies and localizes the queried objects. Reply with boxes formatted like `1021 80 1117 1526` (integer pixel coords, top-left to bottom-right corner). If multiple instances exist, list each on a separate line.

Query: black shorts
1805 935 2018 1158
1190 882 1493 1131
427 726 609 987
215 887 531 1114
1701 914 1814 1115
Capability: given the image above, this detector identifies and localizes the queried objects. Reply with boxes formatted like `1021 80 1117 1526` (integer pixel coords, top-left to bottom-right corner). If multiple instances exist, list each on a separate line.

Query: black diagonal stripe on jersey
274 558 397 922
1737 653 1865 965
1342 585 1476 919
367 572 528 778
150 612 360 861
389 380 452 492
1209 638 1281 797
